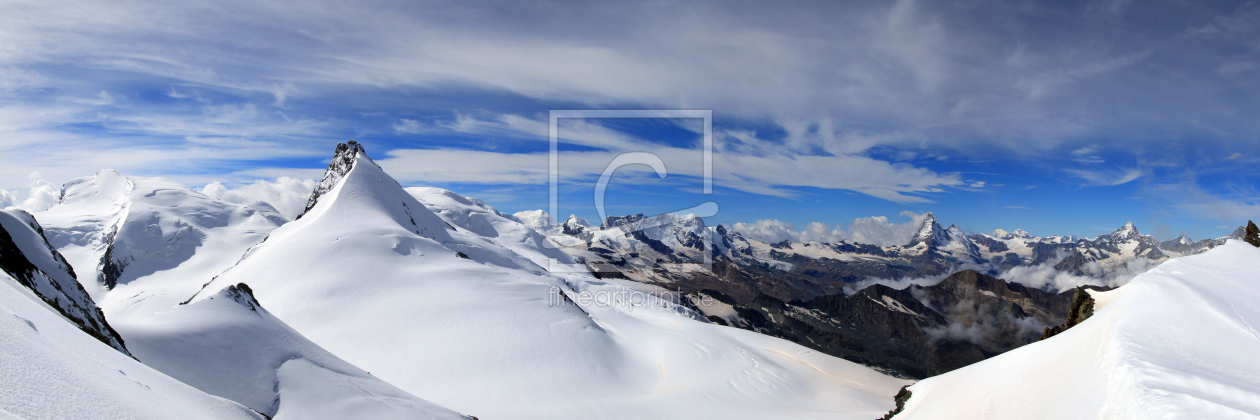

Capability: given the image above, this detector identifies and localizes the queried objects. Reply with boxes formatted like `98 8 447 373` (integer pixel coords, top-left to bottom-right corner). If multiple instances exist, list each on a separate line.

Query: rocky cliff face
0 209 130 355
298 140 365 220
685 269 1075 379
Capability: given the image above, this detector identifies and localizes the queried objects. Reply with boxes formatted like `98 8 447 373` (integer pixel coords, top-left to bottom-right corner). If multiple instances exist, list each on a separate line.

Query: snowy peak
1097 221 1148 244
59 169 135 211
513 209 561 234
603 213 647 229
36 169 288 322
987 228 1032 241
292 141 452 242
1110 221 1139 239
908 213 942 246
298 140 367 220
562 214 589 235
510 209 592 237
0 209 130 355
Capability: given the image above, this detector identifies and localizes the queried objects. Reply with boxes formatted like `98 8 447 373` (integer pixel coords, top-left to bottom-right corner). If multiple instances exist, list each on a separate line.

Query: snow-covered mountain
512 209 563 235
972 221 1241 276
514 210 1253 381
0 212 265 419
23 148 471 418
34 169 287 323
181 141 907 419
0 208 128 354
902 214 984 263
893 240 1260 419
9 138 1252 417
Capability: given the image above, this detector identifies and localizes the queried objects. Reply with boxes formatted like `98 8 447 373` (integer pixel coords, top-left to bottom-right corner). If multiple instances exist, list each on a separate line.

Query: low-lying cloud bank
201 177 316 220
843 250 1157 296
0 175 60 212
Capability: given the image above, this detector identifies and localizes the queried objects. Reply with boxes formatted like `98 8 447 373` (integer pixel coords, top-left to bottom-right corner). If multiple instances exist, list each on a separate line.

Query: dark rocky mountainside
525 208 1248 378
0 209 130 355
686 269 1074 378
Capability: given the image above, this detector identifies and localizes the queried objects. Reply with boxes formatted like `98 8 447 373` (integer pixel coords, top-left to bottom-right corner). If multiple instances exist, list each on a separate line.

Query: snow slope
895 240 1260 419
191 143 908 419
0 271 264 419
122 284 469 419
35 169 285 323
407 187 578 271
0 208 128 354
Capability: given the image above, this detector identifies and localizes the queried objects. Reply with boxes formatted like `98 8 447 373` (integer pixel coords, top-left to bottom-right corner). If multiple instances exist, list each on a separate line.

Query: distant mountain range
3 140 1257 417
514 209 1248 378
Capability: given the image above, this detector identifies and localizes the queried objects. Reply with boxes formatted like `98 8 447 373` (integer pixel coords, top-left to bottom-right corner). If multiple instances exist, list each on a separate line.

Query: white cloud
845 211 934 246
201 177 317 220
376 114 962 204
1069 144 1105 163
0 0 1256 227
998 254 1154 292
846 249 1158 296
1152 181 1260 223
729 220 810 244
3 0 1243 161
0 188 18 209
1065 168 1144 186
0 175 61 212
393 118 423 134
22 178 59 212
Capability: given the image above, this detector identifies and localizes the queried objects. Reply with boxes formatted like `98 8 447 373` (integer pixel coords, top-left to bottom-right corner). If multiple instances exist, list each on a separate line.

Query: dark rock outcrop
1246 220 1260 248
0 210 130 355
298 140 366 220
1040 287 1095 340
879 386 913 420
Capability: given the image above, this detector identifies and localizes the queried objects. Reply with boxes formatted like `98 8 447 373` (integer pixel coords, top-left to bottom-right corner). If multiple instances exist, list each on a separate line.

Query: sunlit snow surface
897 240 1260 419
124 286 468 419
187 152 908 419
35 169 285 323
0 272 263 419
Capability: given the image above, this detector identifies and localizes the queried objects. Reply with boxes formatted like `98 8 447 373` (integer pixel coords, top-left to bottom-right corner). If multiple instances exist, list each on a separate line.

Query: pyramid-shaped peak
297 140 371 219
908 212 944 246
335 140 365 159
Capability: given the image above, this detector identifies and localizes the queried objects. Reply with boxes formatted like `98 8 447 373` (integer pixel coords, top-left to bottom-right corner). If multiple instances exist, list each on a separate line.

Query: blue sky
1 0 1257 242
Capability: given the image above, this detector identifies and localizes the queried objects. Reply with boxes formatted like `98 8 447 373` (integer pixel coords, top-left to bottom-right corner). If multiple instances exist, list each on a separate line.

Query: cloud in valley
201 177 317 220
